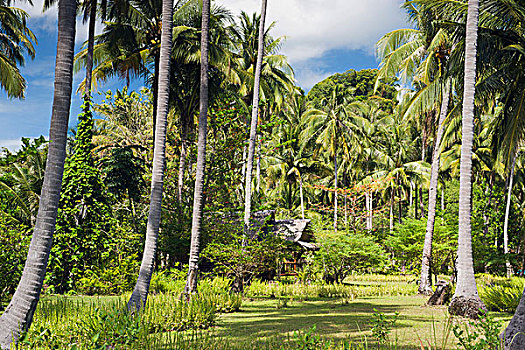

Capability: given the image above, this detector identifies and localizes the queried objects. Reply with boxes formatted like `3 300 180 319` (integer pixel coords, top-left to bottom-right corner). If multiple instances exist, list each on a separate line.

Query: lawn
211 295 511 349
21 276 514 349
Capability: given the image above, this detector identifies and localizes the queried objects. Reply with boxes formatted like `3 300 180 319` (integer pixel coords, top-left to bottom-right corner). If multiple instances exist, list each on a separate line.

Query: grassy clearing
211 295 511 349
215 296 449 347
19 275 515 349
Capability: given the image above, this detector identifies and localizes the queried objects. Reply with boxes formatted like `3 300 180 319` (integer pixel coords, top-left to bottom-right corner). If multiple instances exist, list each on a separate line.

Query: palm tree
419 81 450 294
503 150 518 279
0 0 76 346
302 87 360 232
127 0 173 311
169 3 235 203
0 1 36 98
264 93 316 218
448 0 487 319
230 12 293 107
183 0 210 296
244 0 267 237
375 2 454 294
0 148 46 226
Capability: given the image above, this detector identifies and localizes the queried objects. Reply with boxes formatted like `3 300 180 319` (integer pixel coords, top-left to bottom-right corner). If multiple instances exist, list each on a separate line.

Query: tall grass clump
20 276 242 349
479 277 523 312
245 279 417 300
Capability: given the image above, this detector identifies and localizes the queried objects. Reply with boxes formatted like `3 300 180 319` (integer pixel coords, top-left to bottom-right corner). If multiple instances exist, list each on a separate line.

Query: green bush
453 312 504 350
480 277 524 312
0 219 30 307
314 230 385 283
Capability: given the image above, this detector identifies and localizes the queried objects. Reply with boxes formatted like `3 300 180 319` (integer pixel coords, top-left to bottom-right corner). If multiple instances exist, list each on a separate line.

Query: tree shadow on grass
213 297 453 349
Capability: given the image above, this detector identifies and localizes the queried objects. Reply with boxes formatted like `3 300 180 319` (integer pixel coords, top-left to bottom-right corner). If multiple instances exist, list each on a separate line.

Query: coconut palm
447 0 487 319
301 87 366 232
183 0 210 296
230 11 293 108
264 93 317 218
244 0 267 236
0 1 36 98
376 1 455 294
127 0 173 311
0 0 76 346
169 3 235 203
0 147 46 226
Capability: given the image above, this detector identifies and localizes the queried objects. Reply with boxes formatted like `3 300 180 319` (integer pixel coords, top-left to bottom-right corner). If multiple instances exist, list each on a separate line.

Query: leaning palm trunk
127 0 173 311
0 0 76 346
418 82 450 295
184 0 210 296
244 0 267 237
448 0 486 319
504 151 518 279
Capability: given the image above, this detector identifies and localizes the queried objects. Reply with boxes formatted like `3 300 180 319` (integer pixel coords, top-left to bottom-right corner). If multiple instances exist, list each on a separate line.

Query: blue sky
0 0 407 150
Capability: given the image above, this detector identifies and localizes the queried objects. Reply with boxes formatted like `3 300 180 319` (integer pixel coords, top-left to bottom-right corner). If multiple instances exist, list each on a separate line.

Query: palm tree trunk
389 192 394 232
244 0 267 237
241 144 247 185
448 0 486 319
0 0 76 346
177 116 189 203
369 192 374 231
419 185 424 218
414 185 418 218
333 154 338 232
441 183 445 224
256 136 261 192
127 0 173 311
184 0 210 295
419 81 450 295
152 55 160 141
299 175 305 219
344 193 347 227
365 191 370 230
85 0 97 98
409 181 413 209
504 152 518 279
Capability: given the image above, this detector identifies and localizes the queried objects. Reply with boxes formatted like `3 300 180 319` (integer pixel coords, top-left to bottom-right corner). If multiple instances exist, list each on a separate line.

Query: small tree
46 98 113 293
315 230 385 283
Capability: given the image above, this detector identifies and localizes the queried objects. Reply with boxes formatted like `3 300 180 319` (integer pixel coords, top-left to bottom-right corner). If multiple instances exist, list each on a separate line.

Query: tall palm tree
264 93 316 218
170 3 235 203
302 87 362 232
127 0 173 311
244 0 267 237
375 2 454 294
0 1 36 98
419 81 450 294
503 150 518 279
183 0 210 296
448 0 487 319
0 0 76 346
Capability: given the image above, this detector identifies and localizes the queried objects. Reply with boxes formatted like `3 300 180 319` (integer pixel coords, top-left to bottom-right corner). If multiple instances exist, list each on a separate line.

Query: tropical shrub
314 230 385 283
479 277 524 313
0 218 30 306
385 218 456 275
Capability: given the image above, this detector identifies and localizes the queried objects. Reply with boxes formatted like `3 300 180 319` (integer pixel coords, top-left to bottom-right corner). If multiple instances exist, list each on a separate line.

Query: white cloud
16 0 104 44
0 137 44 152
221 0 407 64
294 67 334 91
0 139 24 151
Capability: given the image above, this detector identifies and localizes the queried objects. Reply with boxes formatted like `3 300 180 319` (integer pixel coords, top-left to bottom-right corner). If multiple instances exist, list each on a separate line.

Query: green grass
210 295 511 349
18 275 515 349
